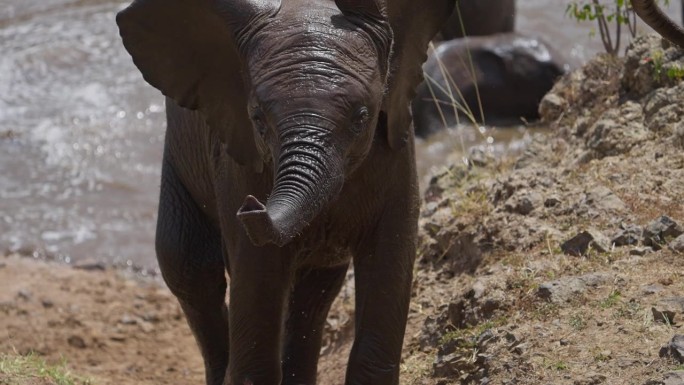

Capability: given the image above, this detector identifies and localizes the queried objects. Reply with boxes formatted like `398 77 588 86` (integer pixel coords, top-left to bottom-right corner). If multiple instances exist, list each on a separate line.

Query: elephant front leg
226 239 295 385
346 199 419 385
281 264 350 385
156 160 229 385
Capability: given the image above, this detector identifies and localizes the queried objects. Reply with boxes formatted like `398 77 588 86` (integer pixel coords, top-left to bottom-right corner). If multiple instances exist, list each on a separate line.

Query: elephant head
632 0 684 47
230 1 393 247
117 0 455 247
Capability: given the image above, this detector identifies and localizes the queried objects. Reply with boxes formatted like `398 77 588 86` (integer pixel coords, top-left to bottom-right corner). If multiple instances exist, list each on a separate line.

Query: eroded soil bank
3 35 684 385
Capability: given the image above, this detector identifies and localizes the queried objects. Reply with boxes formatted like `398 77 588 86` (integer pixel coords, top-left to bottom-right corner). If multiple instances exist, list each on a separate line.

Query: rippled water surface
1 0 681 270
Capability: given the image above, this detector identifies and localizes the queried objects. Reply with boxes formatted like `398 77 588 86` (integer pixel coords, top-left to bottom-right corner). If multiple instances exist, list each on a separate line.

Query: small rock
468 147 494 167
110 334 127 342
561 230 611 256
141 312 161 323
670 234 684 253
512 342 528 355
582 186 627 213
73 259 107 271
67 335 87 349
659 335 684 363
660 297 684 310
477 329 498 348
630 247 653 256
642 284 665 295
560 339 570 346
433 352 467 377
17 289 32 301
675 121 684 149
120 314 138 325
651 306 673 324
504 191 541 215
644 216 684 248
586 103 648 158
574 372 607 385
663 371 684 385
424 165 469 202
617 358 639 368
139 321 154 333
539 92 567 123
41 299 54 308
653 298 684 325
612 224 642 247
423 202 439 217
471 280 486 300
544 196 561 207
537 273 611 303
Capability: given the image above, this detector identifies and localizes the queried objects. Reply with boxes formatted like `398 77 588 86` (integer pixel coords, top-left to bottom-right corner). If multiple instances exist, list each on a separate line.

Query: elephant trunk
237 137 343 247
632 0 684 48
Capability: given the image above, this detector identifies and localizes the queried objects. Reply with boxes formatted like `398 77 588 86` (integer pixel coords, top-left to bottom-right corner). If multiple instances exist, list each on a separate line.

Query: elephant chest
289 205 372 268
292 239 352 268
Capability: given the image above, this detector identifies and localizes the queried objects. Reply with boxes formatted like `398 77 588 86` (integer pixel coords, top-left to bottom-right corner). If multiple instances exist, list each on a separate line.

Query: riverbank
3 35 684 384
401 34 684 384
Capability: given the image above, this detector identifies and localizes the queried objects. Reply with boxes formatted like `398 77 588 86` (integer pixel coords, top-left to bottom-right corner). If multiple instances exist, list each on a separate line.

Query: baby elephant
116 0 453 384
412 33 567 137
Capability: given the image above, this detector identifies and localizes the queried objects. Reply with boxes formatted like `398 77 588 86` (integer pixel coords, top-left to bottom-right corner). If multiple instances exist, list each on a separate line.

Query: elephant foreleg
226 240 294 385
281 264 350 385
346 191 418 385
156 160 229 385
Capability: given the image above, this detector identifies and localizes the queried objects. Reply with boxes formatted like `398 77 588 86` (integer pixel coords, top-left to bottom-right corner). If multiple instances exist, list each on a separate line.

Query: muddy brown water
1 0 681 271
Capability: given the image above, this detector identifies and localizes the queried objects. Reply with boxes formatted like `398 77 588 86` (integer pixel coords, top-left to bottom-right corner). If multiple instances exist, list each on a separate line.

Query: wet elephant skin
412 33 567 137
116 0 454 384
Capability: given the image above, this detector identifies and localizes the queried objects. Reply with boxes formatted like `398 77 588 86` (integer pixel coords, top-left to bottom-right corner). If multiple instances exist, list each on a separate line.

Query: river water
1 0 681 271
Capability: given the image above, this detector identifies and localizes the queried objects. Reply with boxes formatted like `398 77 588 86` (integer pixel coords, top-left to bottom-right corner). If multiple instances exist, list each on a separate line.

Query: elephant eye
251 112 267 136
351 106 369 134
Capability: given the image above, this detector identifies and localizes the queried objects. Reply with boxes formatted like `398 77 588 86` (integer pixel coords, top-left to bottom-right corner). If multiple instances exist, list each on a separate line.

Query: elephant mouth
237 171 342 248
237 195 290 247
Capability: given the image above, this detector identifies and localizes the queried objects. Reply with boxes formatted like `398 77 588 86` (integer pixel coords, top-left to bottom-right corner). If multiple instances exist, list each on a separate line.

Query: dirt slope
402 35 684 385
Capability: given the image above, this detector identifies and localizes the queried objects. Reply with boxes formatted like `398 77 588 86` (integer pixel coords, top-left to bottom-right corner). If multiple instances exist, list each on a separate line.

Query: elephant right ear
116 0 280 172
383 0 455 149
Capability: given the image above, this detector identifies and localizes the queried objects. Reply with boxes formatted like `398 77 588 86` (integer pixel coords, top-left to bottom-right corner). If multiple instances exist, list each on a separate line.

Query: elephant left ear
383 0 455 149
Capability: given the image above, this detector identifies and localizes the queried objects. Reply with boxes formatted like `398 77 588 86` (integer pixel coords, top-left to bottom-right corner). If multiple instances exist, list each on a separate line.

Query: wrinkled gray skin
434 0 516 41
412 33 566 137
116 0 453 384
632 0 684 48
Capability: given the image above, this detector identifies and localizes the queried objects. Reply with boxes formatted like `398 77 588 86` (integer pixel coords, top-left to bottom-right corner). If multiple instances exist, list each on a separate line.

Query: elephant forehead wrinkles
276 113 338 134
249 23 378 84
252 64 369 118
